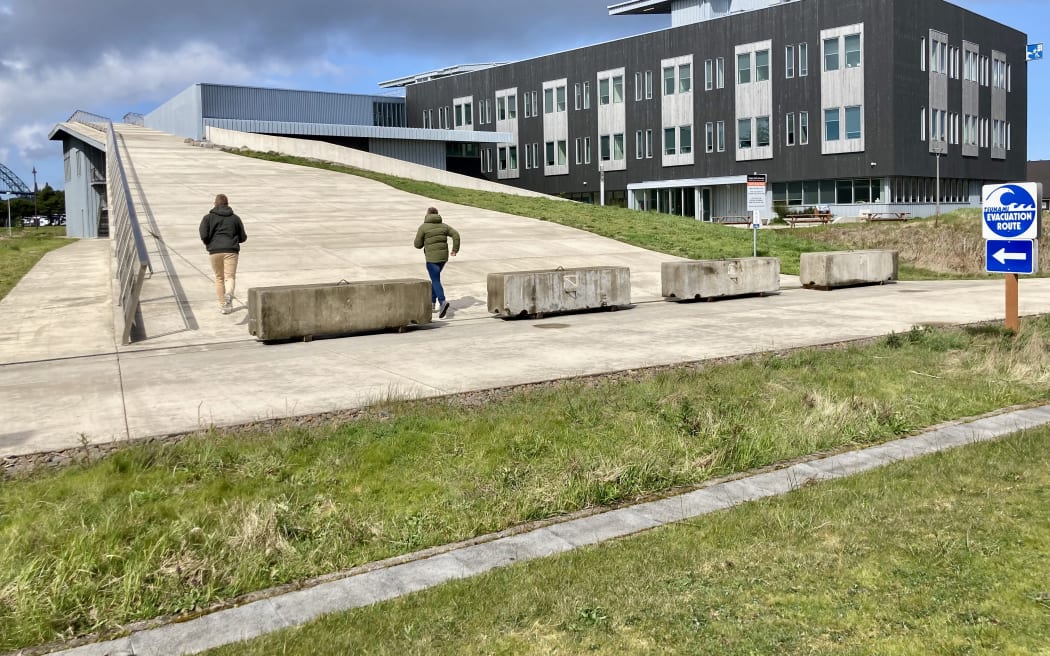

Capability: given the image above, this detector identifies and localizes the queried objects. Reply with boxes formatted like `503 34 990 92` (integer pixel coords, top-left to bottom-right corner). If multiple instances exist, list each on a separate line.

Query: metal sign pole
6 196 11 238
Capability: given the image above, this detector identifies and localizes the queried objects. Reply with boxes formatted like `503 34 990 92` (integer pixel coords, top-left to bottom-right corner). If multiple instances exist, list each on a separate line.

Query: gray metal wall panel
199 84 405 126
61 138 106 239
369 139 446 168
202 118 511 143
145 84 204 139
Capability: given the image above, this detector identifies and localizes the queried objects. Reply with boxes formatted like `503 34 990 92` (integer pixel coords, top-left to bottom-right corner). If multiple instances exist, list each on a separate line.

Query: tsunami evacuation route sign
981 182 1041 240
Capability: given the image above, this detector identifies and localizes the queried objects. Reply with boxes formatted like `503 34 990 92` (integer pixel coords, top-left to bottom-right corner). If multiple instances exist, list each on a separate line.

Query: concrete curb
40 402 1050 656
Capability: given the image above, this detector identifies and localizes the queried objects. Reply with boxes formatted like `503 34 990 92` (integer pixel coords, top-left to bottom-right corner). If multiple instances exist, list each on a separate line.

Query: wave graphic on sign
984 184 1036 211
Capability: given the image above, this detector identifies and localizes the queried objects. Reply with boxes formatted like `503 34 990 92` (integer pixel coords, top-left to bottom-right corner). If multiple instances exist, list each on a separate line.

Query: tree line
2 185 65 224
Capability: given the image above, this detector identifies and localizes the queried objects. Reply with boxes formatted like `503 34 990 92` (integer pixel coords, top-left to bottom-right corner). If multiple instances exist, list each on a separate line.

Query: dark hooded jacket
199 206 247 254
413 211 460 263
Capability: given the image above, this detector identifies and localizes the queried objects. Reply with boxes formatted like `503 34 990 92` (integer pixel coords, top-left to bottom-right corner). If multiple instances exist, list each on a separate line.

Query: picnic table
786 212 832 227
862 211 910 221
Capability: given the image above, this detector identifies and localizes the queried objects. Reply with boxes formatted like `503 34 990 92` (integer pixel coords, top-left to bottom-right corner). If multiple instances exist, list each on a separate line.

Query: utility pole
32 166 38 217
934 145 943 227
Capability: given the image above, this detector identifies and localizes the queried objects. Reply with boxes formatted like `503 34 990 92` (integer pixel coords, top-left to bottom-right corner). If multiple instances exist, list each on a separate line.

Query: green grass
208 427 1050 656
231 150 966 280
0 227 72 300
3 319 1050 650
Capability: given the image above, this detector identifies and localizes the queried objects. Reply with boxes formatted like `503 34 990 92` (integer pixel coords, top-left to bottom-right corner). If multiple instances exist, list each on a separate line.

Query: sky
0 0 1047 193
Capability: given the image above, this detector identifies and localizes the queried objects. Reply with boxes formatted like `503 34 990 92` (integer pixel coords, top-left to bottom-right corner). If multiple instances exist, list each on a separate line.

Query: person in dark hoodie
199 194 248 315
413 206 460 319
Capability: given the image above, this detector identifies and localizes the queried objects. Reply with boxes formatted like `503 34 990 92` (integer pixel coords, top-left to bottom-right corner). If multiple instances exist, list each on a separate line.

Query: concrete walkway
47 402 1050 656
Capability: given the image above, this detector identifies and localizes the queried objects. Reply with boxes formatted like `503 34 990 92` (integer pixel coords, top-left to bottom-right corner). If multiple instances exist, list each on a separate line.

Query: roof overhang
607 0 672 16
203 119 514 144
627 175 748 191
48 122 107 152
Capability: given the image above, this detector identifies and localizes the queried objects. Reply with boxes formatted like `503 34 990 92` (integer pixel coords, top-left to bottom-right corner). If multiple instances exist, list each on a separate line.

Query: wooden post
1005 273 1019 332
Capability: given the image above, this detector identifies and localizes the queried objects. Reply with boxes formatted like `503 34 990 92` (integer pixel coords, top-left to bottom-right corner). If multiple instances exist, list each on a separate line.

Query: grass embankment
209 427 1050 656
3 320 1050 650
231 150 969 280
0 227 72 300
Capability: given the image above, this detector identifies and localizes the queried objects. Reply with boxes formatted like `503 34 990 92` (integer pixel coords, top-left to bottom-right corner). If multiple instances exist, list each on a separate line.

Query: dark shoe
439 301 450 319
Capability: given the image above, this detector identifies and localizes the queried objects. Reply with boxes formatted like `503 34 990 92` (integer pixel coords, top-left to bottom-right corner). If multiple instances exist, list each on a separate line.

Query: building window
635 130 645 159
546 141 555 166
716 121 726 151
845 106 862 139
524 143 532 169
613 133 624 160
645 129 653 158
557 86 567 111
799 42 808 76
455 104 464 127
706 122 715 152
825 108 840 141
921 107 926 141
737 53 751 84
507 94 516 119
799 111 809 145
634 72 643 101
786 45 795 78
824 37 839 71
786 113 796 146
576 82 583 110
738 118 752 148
679 63 691 92
497 97 506 121
583 82 591 109
422 110 431 129
544 88 554 114
644 71 653 99
921 38 927 72
755 50 769 82
612 75 624 103
756 116 770 147
664 127 676 155
600 78 611 105
705 59 714 90
578 137 586 164
601 135 611 161
663 66 675 95
680 125 692 154
524 92 533 118
844 34 862 68
716 57 725 88
498 146 507 170
584 137 592 163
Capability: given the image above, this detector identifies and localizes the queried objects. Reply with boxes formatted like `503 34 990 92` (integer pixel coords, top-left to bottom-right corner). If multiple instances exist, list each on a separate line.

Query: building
1027 161 1050 209
399 0 1027 220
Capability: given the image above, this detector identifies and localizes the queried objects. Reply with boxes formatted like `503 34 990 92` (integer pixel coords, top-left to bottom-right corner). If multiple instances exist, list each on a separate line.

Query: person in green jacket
199 193 247 315
413 207 460 318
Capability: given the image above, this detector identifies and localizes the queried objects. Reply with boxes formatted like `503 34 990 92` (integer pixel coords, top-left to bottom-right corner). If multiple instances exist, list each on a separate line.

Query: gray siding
62 138 106 238
199 84 403 126
145 84 204 139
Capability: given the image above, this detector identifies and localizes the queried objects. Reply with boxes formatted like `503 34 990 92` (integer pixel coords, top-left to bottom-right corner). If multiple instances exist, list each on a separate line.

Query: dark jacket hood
211 206 234 216
424 213 442 224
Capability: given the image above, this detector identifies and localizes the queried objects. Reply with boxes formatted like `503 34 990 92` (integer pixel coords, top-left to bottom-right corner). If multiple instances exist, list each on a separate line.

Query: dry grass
804 209 1050 276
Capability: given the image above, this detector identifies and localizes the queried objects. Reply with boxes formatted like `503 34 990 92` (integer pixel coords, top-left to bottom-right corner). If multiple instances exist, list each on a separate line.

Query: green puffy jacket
413 212 460 263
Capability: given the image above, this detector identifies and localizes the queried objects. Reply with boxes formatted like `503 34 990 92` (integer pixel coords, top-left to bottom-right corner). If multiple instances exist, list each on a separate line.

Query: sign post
746 174 767 258
982 182 1042 331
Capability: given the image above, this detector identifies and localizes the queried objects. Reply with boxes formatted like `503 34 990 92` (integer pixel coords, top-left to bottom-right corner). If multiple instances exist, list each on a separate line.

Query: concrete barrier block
661 257 780 301
800 250 898 290
487 266 631 318
248 279 432 341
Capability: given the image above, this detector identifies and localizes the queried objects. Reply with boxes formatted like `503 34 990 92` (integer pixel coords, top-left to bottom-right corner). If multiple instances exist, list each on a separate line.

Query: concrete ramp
113 125 681 349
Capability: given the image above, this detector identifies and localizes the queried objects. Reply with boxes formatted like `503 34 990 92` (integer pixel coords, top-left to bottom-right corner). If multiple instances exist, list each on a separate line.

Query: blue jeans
426 261 446 304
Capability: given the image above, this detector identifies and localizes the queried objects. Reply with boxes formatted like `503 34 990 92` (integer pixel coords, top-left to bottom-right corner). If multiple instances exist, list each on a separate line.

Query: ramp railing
105 121 152 344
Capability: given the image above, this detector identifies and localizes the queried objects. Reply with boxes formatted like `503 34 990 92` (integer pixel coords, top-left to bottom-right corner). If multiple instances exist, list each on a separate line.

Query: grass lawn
0 226 73 300
230 150 979 280
2 320 1049 650
208 427 1050 656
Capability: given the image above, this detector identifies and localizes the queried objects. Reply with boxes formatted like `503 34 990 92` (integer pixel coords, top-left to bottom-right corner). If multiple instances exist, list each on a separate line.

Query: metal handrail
69 110 111 131
106 121 152 344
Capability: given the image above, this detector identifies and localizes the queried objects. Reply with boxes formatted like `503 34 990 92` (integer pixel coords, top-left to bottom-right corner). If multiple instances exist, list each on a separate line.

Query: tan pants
209 253 239 306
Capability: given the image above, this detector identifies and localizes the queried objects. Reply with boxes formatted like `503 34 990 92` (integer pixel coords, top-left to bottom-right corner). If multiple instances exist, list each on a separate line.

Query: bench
786 212 832 227
711 215 753 225
488 266 631 318
862 211 911 222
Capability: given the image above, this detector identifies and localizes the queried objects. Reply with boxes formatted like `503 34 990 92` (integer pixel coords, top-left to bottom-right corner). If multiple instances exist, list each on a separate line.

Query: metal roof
379 63 509 88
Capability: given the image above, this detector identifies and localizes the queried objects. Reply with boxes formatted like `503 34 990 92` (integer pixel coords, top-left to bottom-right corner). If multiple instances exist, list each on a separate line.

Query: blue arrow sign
986 239 1037 275
1028 43 1044 61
